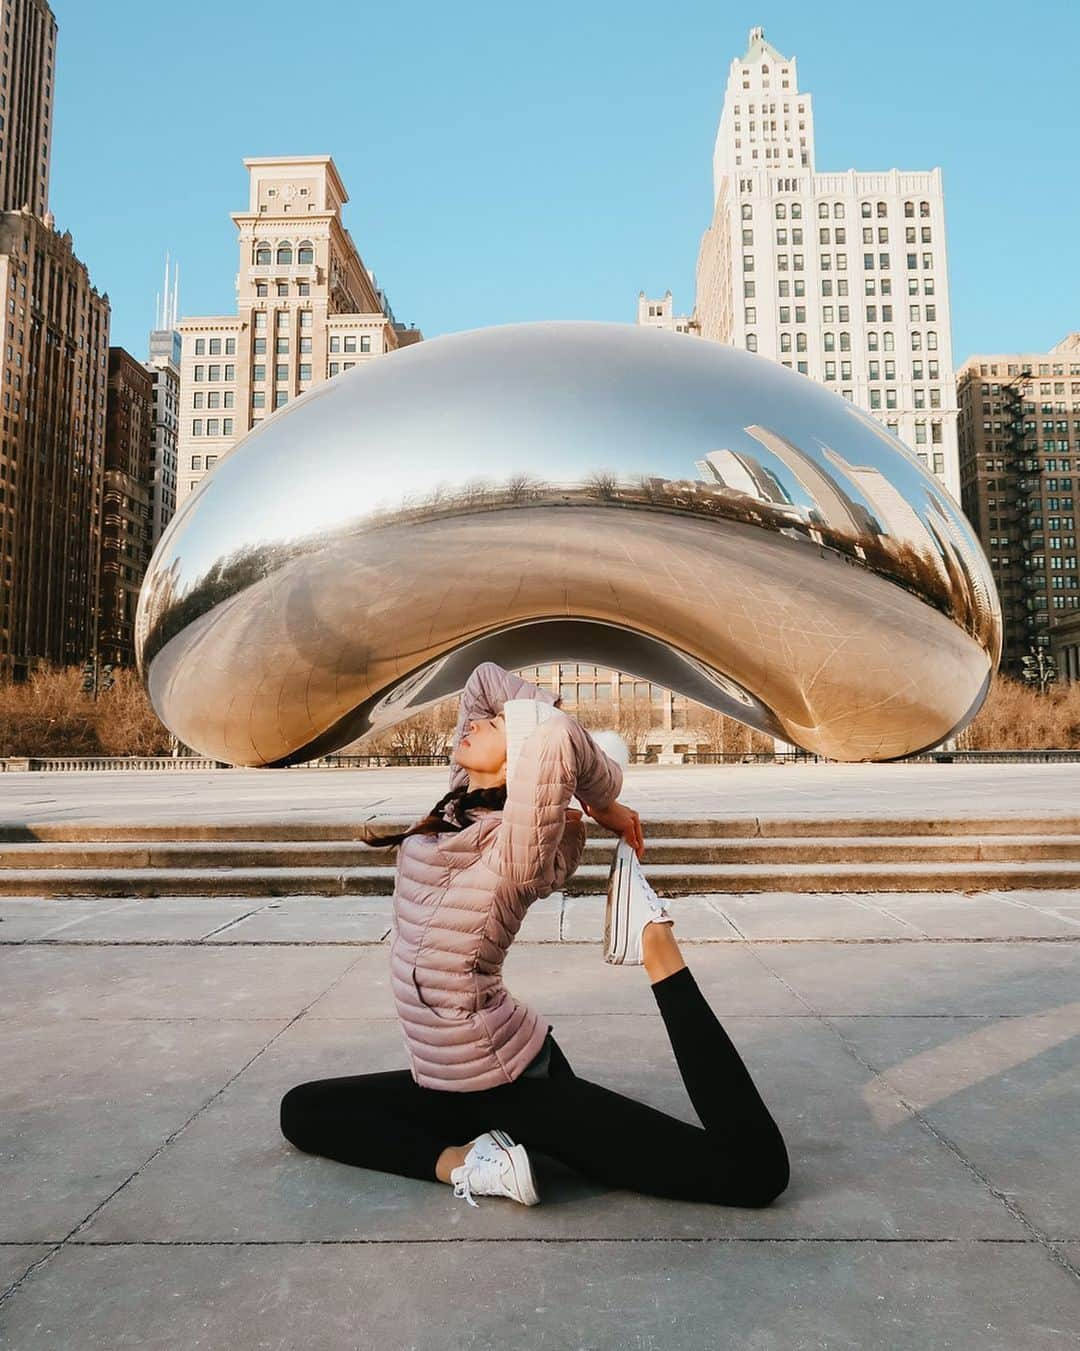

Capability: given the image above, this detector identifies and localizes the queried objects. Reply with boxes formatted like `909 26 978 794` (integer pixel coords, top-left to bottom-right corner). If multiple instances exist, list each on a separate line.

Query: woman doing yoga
280 661 790 1208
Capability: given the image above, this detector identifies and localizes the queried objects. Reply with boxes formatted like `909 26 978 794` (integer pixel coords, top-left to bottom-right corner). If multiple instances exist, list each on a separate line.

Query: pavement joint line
0 947 369 1312
844 894 928 937
17 1236 1056 1248
199 899 277 941
740 943 1080 1288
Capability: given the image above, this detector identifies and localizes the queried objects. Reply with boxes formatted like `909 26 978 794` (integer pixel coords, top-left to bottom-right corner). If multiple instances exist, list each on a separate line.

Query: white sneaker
450 1129 540 1208
604 838 673 966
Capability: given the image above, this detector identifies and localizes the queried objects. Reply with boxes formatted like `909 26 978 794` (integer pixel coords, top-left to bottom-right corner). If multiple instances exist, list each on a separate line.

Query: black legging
280 966 790 1208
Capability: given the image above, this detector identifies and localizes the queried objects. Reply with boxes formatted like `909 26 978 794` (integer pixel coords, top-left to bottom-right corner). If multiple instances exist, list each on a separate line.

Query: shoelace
452 1155 506 1208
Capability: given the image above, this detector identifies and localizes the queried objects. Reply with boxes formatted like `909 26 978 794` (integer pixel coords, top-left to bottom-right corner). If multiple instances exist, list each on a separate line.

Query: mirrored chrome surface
135 321 1001 765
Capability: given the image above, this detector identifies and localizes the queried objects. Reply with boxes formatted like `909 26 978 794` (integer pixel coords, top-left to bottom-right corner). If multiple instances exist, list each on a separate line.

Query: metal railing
3 748 1080 771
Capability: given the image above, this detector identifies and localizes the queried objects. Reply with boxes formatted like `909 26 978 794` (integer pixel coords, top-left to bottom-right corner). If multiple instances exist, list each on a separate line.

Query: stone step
4 859 1080 898
1 815 1078 844
5 834 1080 871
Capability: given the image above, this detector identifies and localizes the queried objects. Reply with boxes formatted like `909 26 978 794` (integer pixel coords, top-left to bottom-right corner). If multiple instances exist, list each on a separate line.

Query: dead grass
0 667 173 757
957 674 1080 750
1 668 1076 757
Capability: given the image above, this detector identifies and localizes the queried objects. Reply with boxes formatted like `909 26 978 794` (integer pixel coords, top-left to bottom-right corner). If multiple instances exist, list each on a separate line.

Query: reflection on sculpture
135 321 1001 766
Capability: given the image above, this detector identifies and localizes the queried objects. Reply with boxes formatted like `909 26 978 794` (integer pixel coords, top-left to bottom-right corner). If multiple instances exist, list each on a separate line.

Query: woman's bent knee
279 1083 315 1149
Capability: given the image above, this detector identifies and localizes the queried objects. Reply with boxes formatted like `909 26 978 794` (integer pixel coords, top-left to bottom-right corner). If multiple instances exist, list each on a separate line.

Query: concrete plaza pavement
3 759 1080 828
1 765 1079 1348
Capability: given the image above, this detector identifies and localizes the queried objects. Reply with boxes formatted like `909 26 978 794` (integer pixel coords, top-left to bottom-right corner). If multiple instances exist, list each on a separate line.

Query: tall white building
694 27 960 495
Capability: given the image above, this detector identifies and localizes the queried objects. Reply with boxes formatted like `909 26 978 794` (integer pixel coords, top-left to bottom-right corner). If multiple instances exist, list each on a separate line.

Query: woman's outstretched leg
643 923 789 1203
489 924 789 1207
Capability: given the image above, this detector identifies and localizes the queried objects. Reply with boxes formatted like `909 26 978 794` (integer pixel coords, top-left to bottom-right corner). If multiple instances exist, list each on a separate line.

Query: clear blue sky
48 0 1078 365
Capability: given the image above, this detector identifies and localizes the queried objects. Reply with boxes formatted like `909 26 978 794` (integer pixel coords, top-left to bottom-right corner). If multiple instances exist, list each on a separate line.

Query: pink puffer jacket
388 662 623 1091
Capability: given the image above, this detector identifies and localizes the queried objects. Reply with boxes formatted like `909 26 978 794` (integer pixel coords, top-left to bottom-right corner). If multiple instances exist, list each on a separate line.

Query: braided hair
359 782 508 849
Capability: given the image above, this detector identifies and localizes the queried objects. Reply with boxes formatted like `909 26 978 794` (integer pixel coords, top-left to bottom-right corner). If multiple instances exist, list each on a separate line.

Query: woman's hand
582 799 644 859
564 808 584 824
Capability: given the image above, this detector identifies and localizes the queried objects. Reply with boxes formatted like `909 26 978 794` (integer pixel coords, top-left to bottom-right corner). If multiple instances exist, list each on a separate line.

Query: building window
209 338 221 355
225 337 236 355
194 338 206 355
360 335 371 353
329 335 340 352
206 419 220 437
255 245 271 265
190 455 202 470
298 363 312 381
299 310 312 329
252 391 265 409
252 364 265 382
256 282 268 297
275 364 288 382
276 245 292 265
254 311 267 330
300 336 312 353
207 365 221 381
223 418 233 435
329 362 340 376
192 419 203 436
746 334 758 352
192 392 204 409
344 336 357 353
274 391 288 408
276 338 288 354
254 338 266 354
297 243 314 265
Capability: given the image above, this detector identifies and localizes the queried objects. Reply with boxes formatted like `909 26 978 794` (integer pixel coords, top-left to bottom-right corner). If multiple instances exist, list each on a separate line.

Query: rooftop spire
740 26 789 64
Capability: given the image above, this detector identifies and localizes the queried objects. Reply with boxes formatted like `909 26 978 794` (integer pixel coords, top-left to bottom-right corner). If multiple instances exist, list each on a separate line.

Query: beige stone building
636 291 697 335
957 333 1080 674
176 156 421 504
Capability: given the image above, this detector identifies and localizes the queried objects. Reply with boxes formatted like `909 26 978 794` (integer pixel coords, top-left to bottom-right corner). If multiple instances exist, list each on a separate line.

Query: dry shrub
685 705 775 755
958 674 1080 750
0 665 172 757
0 667 100 756
354 698 459 758
93 667 174 756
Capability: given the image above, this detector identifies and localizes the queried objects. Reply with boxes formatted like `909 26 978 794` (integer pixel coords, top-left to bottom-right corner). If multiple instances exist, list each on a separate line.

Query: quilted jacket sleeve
484 711 622 892
447 661 558 792
551 815 588 891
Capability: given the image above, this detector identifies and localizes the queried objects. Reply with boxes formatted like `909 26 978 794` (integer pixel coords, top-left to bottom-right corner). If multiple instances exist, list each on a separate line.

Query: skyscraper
0 212 110 676
0 0 111 678
694 28 960 495
176 156 421 506
100 348 154 667
145 254 181 546
0 0 56 219
957 334 1080 672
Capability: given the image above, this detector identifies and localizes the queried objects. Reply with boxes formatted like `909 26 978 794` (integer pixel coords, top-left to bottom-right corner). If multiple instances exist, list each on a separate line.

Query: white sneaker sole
489 1129 540 1206
604 845 639 965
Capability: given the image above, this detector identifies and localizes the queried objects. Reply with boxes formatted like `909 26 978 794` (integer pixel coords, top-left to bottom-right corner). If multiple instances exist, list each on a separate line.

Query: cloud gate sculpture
135 321 1001 766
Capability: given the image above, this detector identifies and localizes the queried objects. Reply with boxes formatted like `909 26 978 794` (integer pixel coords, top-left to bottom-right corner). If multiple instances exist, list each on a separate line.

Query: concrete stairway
2 817 1079 897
